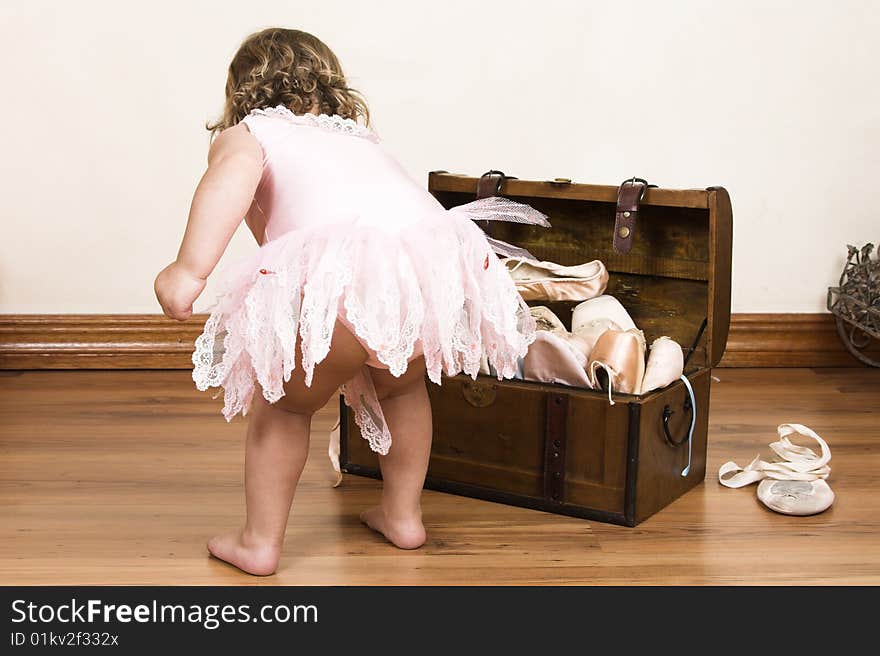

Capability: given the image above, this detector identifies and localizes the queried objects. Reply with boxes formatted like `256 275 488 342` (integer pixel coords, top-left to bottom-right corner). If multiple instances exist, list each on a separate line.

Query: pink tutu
191 105 540 455
192 202 542 454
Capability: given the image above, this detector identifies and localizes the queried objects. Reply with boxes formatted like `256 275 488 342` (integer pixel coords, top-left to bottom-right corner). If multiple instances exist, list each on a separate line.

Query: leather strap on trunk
543 393 568 503
476 170 510 199
613 177 650 254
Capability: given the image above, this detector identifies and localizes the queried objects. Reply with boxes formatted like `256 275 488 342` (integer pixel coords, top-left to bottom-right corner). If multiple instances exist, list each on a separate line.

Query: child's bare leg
206 396 309 575
360 358 432 549
208 322 367 575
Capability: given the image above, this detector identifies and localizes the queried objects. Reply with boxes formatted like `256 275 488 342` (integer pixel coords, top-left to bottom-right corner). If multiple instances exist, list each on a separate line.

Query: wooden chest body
340 173 732 526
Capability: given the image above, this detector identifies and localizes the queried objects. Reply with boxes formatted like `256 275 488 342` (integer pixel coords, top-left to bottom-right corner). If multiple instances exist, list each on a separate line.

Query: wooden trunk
340 172 733 526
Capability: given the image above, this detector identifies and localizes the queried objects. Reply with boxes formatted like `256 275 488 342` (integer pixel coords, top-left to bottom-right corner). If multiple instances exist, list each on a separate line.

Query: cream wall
0 0 876 314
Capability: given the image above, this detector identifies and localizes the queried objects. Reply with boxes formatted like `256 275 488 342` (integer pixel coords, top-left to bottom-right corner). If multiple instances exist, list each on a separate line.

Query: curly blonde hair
208 28 369 135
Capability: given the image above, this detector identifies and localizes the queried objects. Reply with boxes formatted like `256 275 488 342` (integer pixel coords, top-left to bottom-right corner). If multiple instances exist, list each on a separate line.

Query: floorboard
1 368 877 585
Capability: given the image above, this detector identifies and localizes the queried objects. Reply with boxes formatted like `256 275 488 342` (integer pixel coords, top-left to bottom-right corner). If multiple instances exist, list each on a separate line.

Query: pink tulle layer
192 207 535 455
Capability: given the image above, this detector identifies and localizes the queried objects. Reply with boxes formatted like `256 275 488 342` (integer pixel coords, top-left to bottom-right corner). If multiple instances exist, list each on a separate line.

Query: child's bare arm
176 125 263 279
155 124 263 320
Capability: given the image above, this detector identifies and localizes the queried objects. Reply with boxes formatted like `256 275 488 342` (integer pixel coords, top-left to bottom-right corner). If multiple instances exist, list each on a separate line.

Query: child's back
242 106 442 242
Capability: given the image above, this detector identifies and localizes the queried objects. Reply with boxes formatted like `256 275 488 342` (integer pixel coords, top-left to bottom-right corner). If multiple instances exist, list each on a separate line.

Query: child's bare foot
206 530 280 576
359 506 426 549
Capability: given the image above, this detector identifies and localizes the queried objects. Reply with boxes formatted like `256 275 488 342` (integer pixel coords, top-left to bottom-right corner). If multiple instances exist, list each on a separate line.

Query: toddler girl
154 28 539 575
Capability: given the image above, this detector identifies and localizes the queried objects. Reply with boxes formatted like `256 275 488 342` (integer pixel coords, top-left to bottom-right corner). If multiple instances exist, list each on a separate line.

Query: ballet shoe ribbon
328 416 343 488
719 423 831 488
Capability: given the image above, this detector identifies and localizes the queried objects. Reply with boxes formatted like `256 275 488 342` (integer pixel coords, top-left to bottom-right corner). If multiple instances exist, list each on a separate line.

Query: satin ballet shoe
586 328 646 404
719 423 835 516
570 317 622 361
530 306 596 375
530 305 567 335
756 479 835 516
571 295 636 334
488 306 565 379
328 417 344 488
502 257 608 302
479 309 558 376
522 331 592 387
638 336 684 395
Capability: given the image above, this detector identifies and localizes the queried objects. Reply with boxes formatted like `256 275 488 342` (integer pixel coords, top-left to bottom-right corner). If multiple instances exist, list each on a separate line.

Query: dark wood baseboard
0 313 873 370
0 315 204 369
719 313 876 367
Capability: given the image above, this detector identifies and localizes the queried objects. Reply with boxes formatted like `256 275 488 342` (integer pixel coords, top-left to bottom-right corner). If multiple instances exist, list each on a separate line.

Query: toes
206 535 223 556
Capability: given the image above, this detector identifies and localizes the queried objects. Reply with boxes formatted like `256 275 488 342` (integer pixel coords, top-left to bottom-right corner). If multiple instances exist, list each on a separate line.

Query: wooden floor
1 368 878 585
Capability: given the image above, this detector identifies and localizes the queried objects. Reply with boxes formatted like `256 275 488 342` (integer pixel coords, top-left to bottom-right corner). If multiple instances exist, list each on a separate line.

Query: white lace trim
249 105 379 142
191 211 535 454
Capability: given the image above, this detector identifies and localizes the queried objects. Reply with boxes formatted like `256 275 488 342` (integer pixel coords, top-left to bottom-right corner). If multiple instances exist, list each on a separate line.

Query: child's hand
154 262 207 321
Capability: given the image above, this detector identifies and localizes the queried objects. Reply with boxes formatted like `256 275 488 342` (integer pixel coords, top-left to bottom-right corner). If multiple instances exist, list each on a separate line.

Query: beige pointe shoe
572 295 637 333
523 331 592 387
757 479 835 516
573 295 683 396
534 305 599 365
586 328 646 403
719 423 835 516
522 307 592 387
569 295 633 364
482 306 568 377
530 306 567 335
638 336 684 394
503 257 609 302
570 317 622 361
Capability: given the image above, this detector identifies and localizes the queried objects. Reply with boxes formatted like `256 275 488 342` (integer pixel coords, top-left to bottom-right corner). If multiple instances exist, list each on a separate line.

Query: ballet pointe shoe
756 479 835 516
530 306 567 335
570 317 622 361
586 328 646 404
485 305 567 376
638 336 684 395
719 424 835 516
572 295 636 333
523 332 592 387
502 257 608 302
532 305 604 364
525 306 597 386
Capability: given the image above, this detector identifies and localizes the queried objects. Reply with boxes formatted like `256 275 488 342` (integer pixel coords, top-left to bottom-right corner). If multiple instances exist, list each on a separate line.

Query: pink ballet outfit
192 105 540 455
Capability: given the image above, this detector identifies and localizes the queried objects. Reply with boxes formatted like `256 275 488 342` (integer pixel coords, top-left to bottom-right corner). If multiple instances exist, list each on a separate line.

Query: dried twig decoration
827 242 880 366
